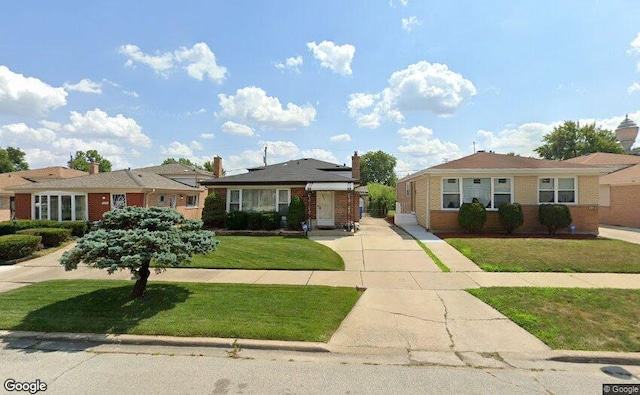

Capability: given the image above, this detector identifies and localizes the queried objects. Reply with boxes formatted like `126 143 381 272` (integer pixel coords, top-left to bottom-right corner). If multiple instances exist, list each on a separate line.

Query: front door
316 191 335 228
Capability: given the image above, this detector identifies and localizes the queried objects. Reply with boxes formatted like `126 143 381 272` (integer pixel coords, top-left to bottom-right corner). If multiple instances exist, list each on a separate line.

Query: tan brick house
396 151 605 234
201 153 361 229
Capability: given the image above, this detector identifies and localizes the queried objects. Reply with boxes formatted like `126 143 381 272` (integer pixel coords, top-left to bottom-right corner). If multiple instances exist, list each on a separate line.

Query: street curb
501 350 640 366
0 330 331 353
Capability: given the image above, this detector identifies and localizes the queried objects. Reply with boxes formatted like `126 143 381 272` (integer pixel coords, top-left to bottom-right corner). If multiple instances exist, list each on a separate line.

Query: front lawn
469 287 640 352
446 238 640 272
0 280 360 342
185 236 344 270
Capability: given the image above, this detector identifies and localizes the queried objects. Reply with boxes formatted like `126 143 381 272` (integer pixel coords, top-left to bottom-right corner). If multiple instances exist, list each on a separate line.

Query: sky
1 1 640 177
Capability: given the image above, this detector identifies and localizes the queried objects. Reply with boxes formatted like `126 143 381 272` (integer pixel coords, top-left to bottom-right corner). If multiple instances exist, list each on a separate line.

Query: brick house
9 163 208 222
566 152 640 228
396 151 605 234
200 153 361 229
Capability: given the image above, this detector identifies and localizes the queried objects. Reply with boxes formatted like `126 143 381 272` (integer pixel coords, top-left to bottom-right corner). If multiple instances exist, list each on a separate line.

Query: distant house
396 151 605 234
9 163 209 222
566 152 640 228
0 167 88 221
200 153 361 229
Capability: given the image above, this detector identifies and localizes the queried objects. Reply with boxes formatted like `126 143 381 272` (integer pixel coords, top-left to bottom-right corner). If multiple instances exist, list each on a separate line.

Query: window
405 182 411 197
539 177 576 204
229 190 240 212
186 195 198 208
228 188 291 213
278 189 290 214
33 193 87 221
158 195 166 205
443 177 513 209
112 194 126 210
442 178 461 209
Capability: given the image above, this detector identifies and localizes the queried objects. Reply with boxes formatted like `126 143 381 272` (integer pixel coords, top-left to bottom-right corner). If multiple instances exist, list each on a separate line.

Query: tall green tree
68 150 112 172
162 157 203 169
0 146 29 173
60 207 218 298
535 121 624 160
360 150 397 186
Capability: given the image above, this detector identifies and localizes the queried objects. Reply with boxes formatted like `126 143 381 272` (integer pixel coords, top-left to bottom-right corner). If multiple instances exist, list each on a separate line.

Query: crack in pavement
435 291 455 351
49 352 99 385
483 370 548 394
360 306 445 324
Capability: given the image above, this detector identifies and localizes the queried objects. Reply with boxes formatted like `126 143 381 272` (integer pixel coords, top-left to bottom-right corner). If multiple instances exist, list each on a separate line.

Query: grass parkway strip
447 238 640 273
0 280 360 342
184 236 344 271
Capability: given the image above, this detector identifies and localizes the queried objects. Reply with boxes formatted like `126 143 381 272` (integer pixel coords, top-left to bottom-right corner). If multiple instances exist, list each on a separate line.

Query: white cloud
330 133 352 142
0 65 67 117
348 61 476 128
61 109 151 147
161 141 194 157
301 148 339 164
389 0 409 7
628 82 640 94
221 121 255 136
306 41 355 76
200 133 215 140
217 86 316 130
118 42 227 83
225 141 301 175
123 90 139 98
0 123 57 146
401 16 421 32
187 108 207 116
629 32 640 54
275 55 303 73
398 126 463 166
190 140 203 151
63 78 102 94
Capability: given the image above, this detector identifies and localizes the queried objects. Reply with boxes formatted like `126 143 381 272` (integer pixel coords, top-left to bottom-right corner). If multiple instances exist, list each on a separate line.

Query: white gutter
305 182 354 191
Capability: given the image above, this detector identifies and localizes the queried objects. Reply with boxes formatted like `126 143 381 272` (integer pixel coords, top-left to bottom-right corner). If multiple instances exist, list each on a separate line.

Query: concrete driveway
599 225 640 245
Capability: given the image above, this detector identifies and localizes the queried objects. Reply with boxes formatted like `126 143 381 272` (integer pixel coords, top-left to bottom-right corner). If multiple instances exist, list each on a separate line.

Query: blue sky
1 1 639 176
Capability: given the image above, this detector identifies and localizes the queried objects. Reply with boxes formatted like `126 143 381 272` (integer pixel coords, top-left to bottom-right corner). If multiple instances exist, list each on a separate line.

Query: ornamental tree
60 207 218 298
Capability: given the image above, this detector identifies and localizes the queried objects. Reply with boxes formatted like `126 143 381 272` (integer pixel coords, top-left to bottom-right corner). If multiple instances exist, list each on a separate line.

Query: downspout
146 189 155 208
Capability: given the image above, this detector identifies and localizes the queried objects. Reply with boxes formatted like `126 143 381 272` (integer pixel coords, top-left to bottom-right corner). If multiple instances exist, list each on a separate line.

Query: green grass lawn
185 236 344 270
469 287 640 352
0 280 360 342
446 238 640 272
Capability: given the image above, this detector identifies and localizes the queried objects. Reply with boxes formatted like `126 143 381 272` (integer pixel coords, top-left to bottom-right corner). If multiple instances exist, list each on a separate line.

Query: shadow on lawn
3 283 190 354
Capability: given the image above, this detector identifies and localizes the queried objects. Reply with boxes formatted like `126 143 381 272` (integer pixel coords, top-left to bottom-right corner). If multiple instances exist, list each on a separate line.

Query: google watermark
4 379 47 394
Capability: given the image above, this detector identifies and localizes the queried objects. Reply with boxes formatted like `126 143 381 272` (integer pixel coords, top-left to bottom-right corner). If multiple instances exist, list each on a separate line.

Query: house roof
0 173 32 195
201 158 357 185
9 169 202 192
564 152 640 166
136 163 215 177
11 166 88 181
399 152 604 181
600 163 640 185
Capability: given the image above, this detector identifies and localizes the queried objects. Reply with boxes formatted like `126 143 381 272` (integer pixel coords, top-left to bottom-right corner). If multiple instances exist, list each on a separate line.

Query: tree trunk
131 259 151 299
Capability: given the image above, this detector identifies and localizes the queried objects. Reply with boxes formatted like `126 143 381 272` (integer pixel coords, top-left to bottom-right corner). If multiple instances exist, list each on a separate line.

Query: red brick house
396 151 605 234
201 153 361 229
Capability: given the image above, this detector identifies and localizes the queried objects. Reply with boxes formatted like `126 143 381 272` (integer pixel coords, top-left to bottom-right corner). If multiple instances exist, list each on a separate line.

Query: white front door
316 191 335 227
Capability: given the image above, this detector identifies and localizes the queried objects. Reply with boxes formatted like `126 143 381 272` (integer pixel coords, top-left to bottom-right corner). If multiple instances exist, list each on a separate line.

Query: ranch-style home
201 153 361 229
396 151 606 234
8 163 209 222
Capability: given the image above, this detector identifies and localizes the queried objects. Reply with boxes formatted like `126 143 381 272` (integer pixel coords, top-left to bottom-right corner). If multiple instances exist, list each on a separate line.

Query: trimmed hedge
286 196 306 230
260 211 280 231
225 211 281 231
225 211 248 230
246 212 263 230
539 204 572 235
0 220 88 237
0 234 42 260
202 193 226 228
498 202 524 234
458 201 487 233
16 228 71 248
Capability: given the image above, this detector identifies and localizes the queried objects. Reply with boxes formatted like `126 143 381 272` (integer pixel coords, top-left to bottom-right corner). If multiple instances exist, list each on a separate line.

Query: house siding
14 193 31 220
578 175 599 205
125 193 145 207
415 177 428 228
599 185 640 228
88 193 111 221
514 176 537 204
396 179 412 214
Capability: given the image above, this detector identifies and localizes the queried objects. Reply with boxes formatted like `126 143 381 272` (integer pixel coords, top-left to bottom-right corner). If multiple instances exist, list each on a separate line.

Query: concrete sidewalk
599 225 640 245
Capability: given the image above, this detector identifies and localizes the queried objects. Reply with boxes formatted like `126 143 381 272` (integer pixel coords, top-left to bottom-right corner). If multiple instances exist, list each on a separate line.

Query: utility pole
263 145 268 166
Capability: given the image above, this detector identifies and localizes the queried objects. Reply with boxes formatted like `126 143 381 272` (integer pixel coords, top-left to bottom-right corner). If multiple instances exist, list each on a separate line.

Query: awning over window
305 182 354 191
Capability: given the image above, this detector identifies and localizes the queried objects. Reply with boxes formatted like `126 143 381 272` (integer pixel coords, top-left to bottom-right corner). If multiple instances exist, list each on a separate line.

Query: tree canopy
68 150 112 172
535 121 624 160
0 146 29 173
360 150 397 186
60 207 218 298
162 157 203 169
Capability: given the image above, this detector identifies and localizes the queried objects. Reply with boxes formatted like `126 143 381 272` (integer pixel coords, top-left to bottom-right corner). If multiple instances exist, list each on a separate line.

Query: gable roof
564 152 640 166
9 169 202 192
12 166 88 181
600 163 640 185
136 163 215 177
201 158 356 185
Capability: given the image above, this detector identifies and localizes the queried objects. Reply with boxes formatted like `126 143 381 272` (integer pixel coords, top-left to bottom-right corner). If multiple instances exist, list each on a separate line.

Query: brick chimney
213 156 223 178
351 151 360 181
88 161 99 175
